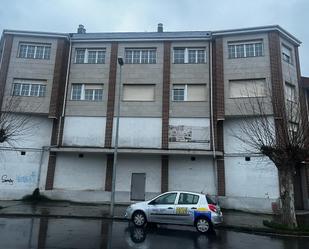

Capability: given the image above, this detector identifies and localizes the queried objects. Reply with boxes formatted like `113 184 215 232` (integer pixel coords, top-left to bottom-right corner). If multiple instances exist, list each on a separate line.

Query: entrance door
131 173 146 201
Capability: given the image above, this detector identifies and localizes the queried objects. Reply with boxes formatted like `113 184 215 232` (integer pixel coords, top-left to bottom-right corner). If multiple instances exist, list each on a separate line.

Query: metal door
130 173 146 201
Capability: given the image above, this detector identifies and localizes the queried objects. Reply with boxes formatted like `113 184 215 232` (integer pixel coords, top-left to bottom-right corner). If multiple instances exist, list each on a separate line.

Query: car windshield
206 195 216 205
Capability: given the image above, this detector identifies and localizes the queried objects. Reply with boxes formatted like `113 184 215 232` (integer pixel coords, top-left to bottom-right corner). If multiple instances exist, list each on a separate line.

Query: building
0 24 308 213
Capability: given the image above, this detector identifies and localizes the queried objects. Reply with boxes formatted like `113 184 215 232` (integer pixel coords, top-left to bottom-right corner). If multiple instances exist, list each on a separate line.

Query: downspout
57 34 72 146
37 145 57 189
209 40 218 196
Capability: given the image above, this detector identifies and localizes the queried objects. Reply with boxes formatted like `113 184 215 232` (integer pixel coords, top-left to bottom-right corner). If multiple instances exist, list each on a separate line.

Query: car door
148 192 178 224
174 192 200 225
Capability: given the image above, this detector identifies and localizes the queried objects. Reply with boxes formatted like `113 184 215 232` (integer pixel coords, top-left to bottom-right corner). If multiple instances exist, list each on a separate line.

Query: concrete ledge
50 146 223 156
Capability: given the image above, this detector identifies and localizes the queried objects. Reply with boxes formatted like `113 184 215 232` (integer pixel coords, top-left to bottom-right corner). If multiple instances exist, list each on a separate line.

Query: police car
125 191 223 233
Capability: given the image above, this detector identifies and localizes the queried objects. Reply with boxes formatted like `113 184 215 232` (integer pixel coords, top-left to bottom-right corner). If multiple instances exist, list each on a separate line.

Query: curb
1 212 309 237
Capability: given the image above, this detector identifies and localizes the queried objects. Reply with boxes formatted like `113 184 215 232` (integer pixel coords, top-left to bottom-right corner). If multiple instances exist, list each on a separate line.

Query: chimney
157 23 163 33
77 24 86 34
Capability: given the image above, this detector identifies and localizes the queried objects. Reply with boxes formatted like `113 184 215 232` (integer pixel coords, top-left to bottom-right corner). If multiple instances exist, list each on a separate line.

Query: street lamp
110 56 124 217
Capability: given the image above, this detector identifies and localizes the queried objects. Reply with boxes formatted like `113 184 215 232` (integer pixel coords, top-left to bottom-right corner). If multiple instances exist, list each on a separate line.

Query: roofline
212 25 301 46
71 37 212 42
2 29 69 39
1 25 301 45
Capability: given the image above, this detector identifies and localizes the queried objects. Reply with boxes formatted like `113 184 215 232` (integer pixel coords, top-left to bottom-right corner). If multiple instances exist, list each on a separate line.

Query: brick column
0 34 13 108
161 155 169 193
45 152 57 190
104 42 119 148
44 38 70 190
268 31 288 145
212 38 226 196
160 41 171 193
105 154 114 191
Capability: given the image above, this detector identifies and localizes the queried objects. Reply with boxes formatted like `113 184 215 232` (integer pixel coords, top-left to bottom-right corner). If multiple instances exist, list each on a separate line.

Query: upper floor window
12 79 46 97
123 84 155 101
282 45 292 64
173 48 206 64
125 49 156 64
228 41 263 59
229 79 266 98
18 43 51 59
285 82 296 102
71 84 103 101
172 84 206 101
75 49 106 64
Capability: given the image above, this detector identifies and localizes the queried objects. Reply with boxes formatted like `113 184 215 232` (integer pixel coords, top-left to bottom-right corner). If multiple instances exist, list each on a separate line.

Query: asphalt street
0 217 308 249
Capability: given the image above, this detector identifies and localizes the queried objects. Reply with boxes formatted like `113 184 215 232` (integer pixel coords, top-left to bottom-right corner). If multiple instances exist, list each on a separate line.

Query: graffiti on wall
1 175 14 185
1 171 36 186
168 125 210 143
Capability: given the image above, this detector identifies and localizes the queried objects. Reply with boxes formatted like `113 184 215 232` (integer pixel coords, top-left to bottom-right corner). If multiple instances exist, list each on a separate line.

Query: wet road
0 217 308 249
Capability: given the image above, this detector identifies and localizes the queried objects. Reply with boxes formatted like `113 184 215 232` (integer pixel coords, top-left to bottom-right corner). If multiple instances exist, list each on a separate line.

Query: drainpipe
57 34 72 146
37 145 57 189
209 40 218 196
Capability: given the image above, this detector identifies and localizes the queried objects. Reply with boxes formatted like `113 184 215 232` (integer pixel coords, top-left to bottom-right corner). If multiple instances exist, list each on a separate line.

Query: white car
125 191 223 233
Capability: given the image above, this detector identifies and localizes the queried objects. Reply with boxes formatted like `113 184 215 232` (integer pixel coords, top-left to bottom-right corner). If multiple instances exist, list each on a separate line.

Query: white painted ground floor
0 148 285 213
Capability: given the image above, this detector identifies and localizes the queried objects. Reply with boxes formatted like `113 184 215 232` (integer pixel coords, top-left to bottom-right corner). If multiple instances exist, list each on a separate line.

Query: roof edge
3 29 69 39
212 25 301 45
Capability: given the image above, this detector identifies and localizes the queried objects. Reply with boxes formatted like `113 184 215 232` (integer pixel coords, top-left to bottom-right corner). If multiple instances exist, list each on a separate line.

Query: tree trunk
278 166 298 228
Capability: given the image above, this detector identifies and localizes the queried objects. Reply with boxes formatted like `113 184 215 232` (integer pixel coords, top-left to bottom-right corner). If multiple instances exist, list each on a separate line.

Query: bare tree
231 82 309 229
0 96 37 146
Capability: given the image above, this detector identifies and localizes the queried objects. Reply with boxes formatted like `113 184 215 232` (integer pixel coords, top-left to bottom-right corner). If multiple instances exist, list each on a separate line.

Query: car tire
132 211 147 227
195 217 212 233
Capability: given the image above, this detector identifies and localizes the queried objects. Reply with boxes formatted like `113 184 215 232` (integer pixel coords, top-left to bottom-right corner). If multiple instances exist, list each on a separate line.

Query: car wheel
132 211 147 227
195 217 211 233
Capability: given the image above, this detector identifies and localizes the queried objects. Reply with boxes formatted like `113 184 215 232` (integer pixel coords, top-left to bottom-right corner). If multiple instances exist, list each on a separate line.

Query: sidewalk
0 200 307 236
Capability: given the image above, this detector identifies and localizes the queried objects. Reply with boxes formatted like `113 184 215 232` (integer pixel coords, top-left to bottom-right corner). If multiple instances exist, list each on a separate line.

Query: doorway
130 173 146 201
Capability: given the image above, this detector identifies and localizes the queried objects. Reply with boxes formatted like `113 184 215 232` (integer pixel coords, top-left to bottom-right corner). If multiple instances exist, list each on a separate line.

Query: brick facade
104 42 119 148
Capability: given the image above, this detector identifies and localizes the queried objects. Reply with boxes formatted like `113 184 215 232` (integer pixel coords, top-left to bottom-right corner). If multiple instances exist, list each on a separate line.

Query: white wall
0 115 52 199
115 155 161 193
53 153 106 190
169 118 210 150
169 156 216 194
63 117 106 147
112 117 162 148
224 118 279 201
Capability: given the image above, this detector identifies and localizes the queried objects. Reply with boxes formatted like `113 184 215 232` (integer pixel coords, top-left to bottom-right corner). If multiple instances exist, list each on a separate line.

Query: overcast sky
0 0 308 75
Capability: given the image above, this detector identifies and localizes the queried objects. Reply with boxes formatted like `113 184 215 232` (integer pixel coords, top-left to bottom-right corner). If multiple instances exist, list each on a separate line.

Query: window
18 43 51 59
229 79 266 98
173 48 206 64
71 84 103 101
75 48 106 64
228 41 263 59
172 84 206 101
125 49 156 64
12 79 46 97
123 84 155 101
282 45 292 64
178 193 199 205
285 82 296 102
152 193 177 205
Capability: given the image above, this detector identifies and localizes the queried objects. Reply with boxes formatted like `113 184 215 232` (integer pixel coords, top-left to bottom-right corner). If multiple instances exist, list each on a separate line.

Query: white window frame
229 79 266 98
12 79 46 97
124 48 157 64
282 44 293 64
173 48 206 64
228 41 263 59
70 84 103 101
74 48 106 64
285 82 296 102
172 84 206 101
18 43 51 59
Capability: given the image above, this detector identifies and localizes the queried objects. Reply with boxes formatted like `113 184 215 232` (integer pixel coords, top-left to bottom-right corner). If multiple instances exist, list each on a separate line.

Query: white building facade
0 24 307 213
